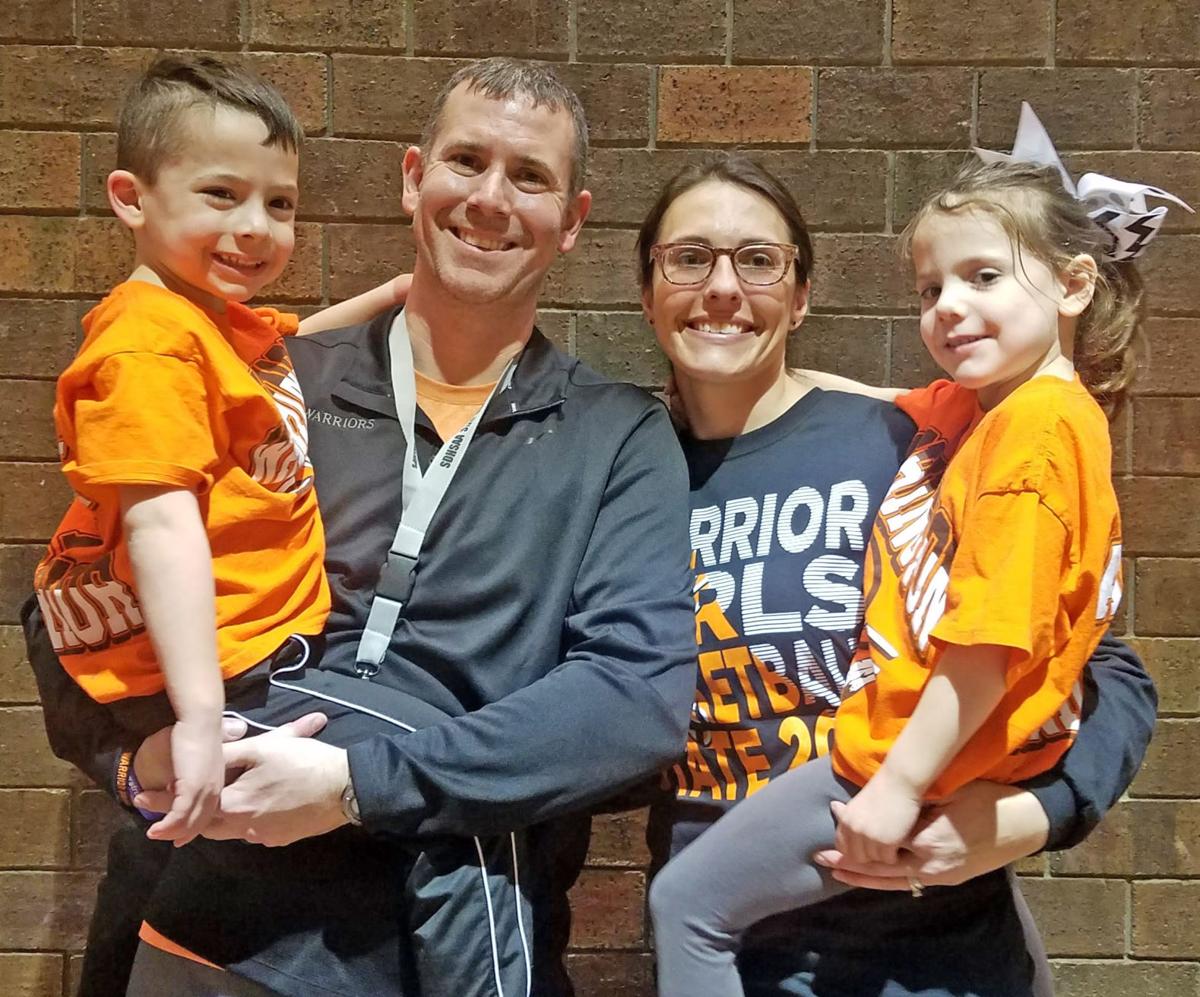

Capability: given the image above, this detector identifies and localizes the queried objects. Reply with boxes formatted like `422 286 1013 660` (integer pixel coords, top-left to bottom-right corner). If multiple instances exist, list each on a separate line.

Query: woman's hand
814 780 1050 890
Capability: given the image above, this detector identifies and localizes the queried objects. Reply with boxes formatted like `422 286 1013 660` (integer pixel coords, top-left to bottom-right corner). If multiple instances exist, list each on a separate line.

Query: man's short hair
117 55 304 182
420 57 589 197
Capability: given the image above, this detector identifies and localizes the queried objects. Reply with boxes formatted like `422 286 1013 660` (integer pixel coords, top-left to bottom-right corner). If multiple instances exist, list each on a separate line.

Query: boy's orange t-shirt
33 281 330 703
832 375 1123 797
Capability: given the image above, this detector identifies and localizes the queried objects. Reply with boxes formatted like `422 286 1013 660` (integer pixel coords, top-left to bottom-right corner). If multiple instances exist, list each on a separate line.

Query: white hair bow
974 102 1193 263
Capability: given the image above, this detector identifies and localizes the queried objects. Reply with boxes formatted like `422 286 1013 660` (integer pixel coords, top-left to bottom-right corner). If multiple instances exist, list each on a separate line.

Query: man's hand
201 721 350 847
832 767 923 865
815 780 1051 890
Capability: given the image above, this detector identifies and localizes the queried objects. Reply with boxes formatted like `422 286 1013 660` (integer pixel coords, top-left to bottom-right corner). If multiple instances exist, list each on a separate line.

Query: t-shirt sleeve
896 379 962 431
253 307 300 337
64 351 219 495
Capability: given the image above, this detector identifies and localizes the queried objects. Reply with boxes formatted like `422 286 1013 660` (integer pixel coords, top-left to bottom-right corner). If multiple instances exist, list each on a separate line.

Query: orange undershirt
140 371 498 971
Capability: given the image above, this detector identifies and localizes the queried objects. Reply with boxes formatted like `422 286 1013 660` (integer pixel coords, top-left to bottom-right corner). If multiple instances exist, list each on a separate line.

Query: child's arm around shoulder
297 274 412 336
792 368 904 403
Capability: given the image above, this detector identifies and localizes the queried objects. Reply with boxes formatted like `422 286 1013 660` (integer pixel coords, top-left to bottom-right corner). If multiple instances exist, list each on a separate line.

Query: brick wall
1 1 1197 994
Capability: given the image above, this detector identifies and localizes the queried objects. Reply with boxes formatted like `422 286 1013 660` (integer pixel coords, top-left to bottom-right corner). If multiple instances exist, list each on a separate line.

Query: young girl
649 110 1187 997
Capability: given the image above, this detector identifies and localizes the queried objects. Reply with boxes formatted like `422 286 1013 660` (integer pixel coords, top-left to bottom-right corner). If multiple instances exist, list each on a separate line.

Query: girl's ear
1060 253 1099 318
107 170 145 230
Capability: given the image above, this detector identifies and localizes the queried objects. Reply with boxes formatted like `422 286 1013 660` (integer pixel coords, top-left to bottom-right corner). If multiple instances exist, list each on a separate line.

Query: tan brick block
787 315 889 385
893 151 971 231
1133 718 1199 798
1052 960 1200 997
65 956 82 997
566 952 654 997
68 218 132 296
1050 800 1200 877
82 0 240 47
657 67 812 145
261 221 323 303
533 310 570 353
816 69 971 148
575 313 666 388
0 131 80 211
249 0 403 49
0 300 78 378
0 624 40 704
300 138 406 221
1135 559 1200 636
0 217 77 295
413 0 567 57
328 222 414 302
0 46 150 127
1017 877 1126 957
1139 234 1200 316
557 64 652 146
1110 404 1130 476
332 56 462 138
543 229 639 309
0 789 70 866
1132 397 1200 474
810 235 911 314
0 2 73 44
81 132 116 214
1128 638 1200 715
567 868 645 949
577 0 725 61
894 0 1050 64
1132 881 1200 958
0 952 65 997
889 317 944 388
587 809 652 867
0 380 56 461
73 790 133 868
978 69 1137 149
732 0 883 65
1062 154 1200 236
0 870 100 949
0 464 72 541
1118 476 1200 558
0 705 76 786
1057 0 1200 64
241 52 329 137
1132 318 1200 395
1140 71 1200 151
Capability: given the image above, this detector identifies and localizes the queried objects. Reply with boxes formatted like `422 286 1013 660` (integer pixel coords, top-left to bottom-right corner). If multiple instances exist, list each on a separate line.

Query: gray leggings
649 755 1052 997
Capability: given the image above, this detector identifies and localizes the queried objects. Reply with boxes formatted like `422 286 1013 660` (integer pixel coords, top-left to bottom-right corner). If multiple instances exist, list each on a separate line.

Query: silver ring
907 874 925 898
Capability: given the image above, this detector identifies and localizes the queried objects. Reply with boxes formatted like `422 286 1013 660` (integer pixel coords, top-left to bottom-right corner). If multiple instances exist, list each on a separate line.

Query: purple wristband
124 763 167 822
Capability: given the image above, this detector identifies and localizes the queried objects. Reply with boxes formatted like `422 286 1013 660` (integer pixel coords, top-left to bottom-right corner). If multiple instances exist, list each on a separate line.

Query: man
24 57 696 997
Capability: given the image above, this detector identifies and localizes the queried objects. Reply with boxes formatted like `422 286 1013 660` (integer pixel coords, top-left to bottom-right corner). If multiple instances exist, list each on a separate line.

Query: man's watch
340 780 362 827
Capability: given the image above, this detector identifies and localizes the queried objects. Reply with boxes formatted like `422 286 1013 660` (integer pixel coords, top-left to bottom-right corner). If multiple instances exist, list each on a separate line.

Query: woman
635 152 1155 996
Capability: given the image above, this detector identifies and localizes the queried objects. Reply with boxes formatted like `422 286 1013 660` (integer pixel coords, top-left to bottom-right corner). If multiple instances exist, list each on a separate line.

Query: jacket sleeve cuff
1025 778 1079 852
347 737 418 835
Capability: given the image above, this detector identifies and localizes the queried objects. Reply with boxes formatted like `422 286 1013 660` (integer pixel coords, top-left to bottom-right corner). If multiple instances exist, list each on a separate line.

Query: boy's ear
1060 253 1099 318
401 146 424 216
107 170 146 230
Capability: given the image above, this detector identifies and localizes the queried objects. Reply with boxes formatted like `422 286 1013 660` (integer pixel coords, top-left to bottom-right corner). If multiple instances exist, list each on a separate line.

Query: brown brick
1128 638 1200 715
1134 718 1200 798
1135 559 1200 636
657 67 811 146
242 52 329 137
67 218 131 296
1057 0 1200 65
332 56 462 138
0 2 73 44
893 151 972 231
1017 877 1126 957
810 235 911 314
1132 881 1200 958
0 380 56 461
65 956 82 997
816 69 971 147
0 300 78 378
1061 154 1200 236
567 952 655 997
0 870 100 949
587 809 652 867
889 317 944 387
732 0 883 65
1110 404 1131 476
0 46 150 127
250 0 403 50
0 216 130 296
893 0 1050 64
0 625 39 703
73 791 133 868
1139 235 1200 316
1118 476 1200 556
1052 960 1200 997
0 706 76 786
0 131 80 211
1132 318 1200 395
328 222 414 302
557 64 652 147
787 315 889 385
575 313 665 387
300 138 406 221
0 546 43 625
82 0 240 47
543 229 639 309
260 221 323 303
977 70 1137 149
0 952 64 997
81 131 117 215
577 0 725 61
1141 71 1200 151
0 789 70 866
0 464 72 541
567 868 645 948
534 310 570 352
1133 397 1200 474
413 0 567 58
1050 800 1200 877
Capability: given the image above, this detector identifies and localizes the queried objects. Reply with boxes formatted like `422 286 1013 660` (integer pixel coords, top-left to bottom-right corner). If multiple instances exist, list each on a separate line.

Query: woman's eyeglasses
650 243 799 287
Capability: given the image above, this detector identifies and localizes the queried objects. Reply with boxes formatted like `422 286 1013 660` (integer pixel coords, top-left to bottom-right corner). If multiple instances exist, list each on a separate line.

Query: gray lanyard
354 311 516 676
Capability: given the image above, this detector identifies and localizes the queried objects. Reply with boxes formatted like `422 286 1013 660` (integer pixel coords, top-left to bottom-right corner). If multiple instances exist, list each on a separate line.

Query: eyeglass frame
648 242 801 287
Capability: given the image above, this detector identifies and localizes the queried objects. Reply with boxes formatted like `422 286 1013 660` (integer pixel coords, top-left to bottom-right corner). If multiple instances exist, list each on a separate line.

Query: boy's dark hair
117 55 304 181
